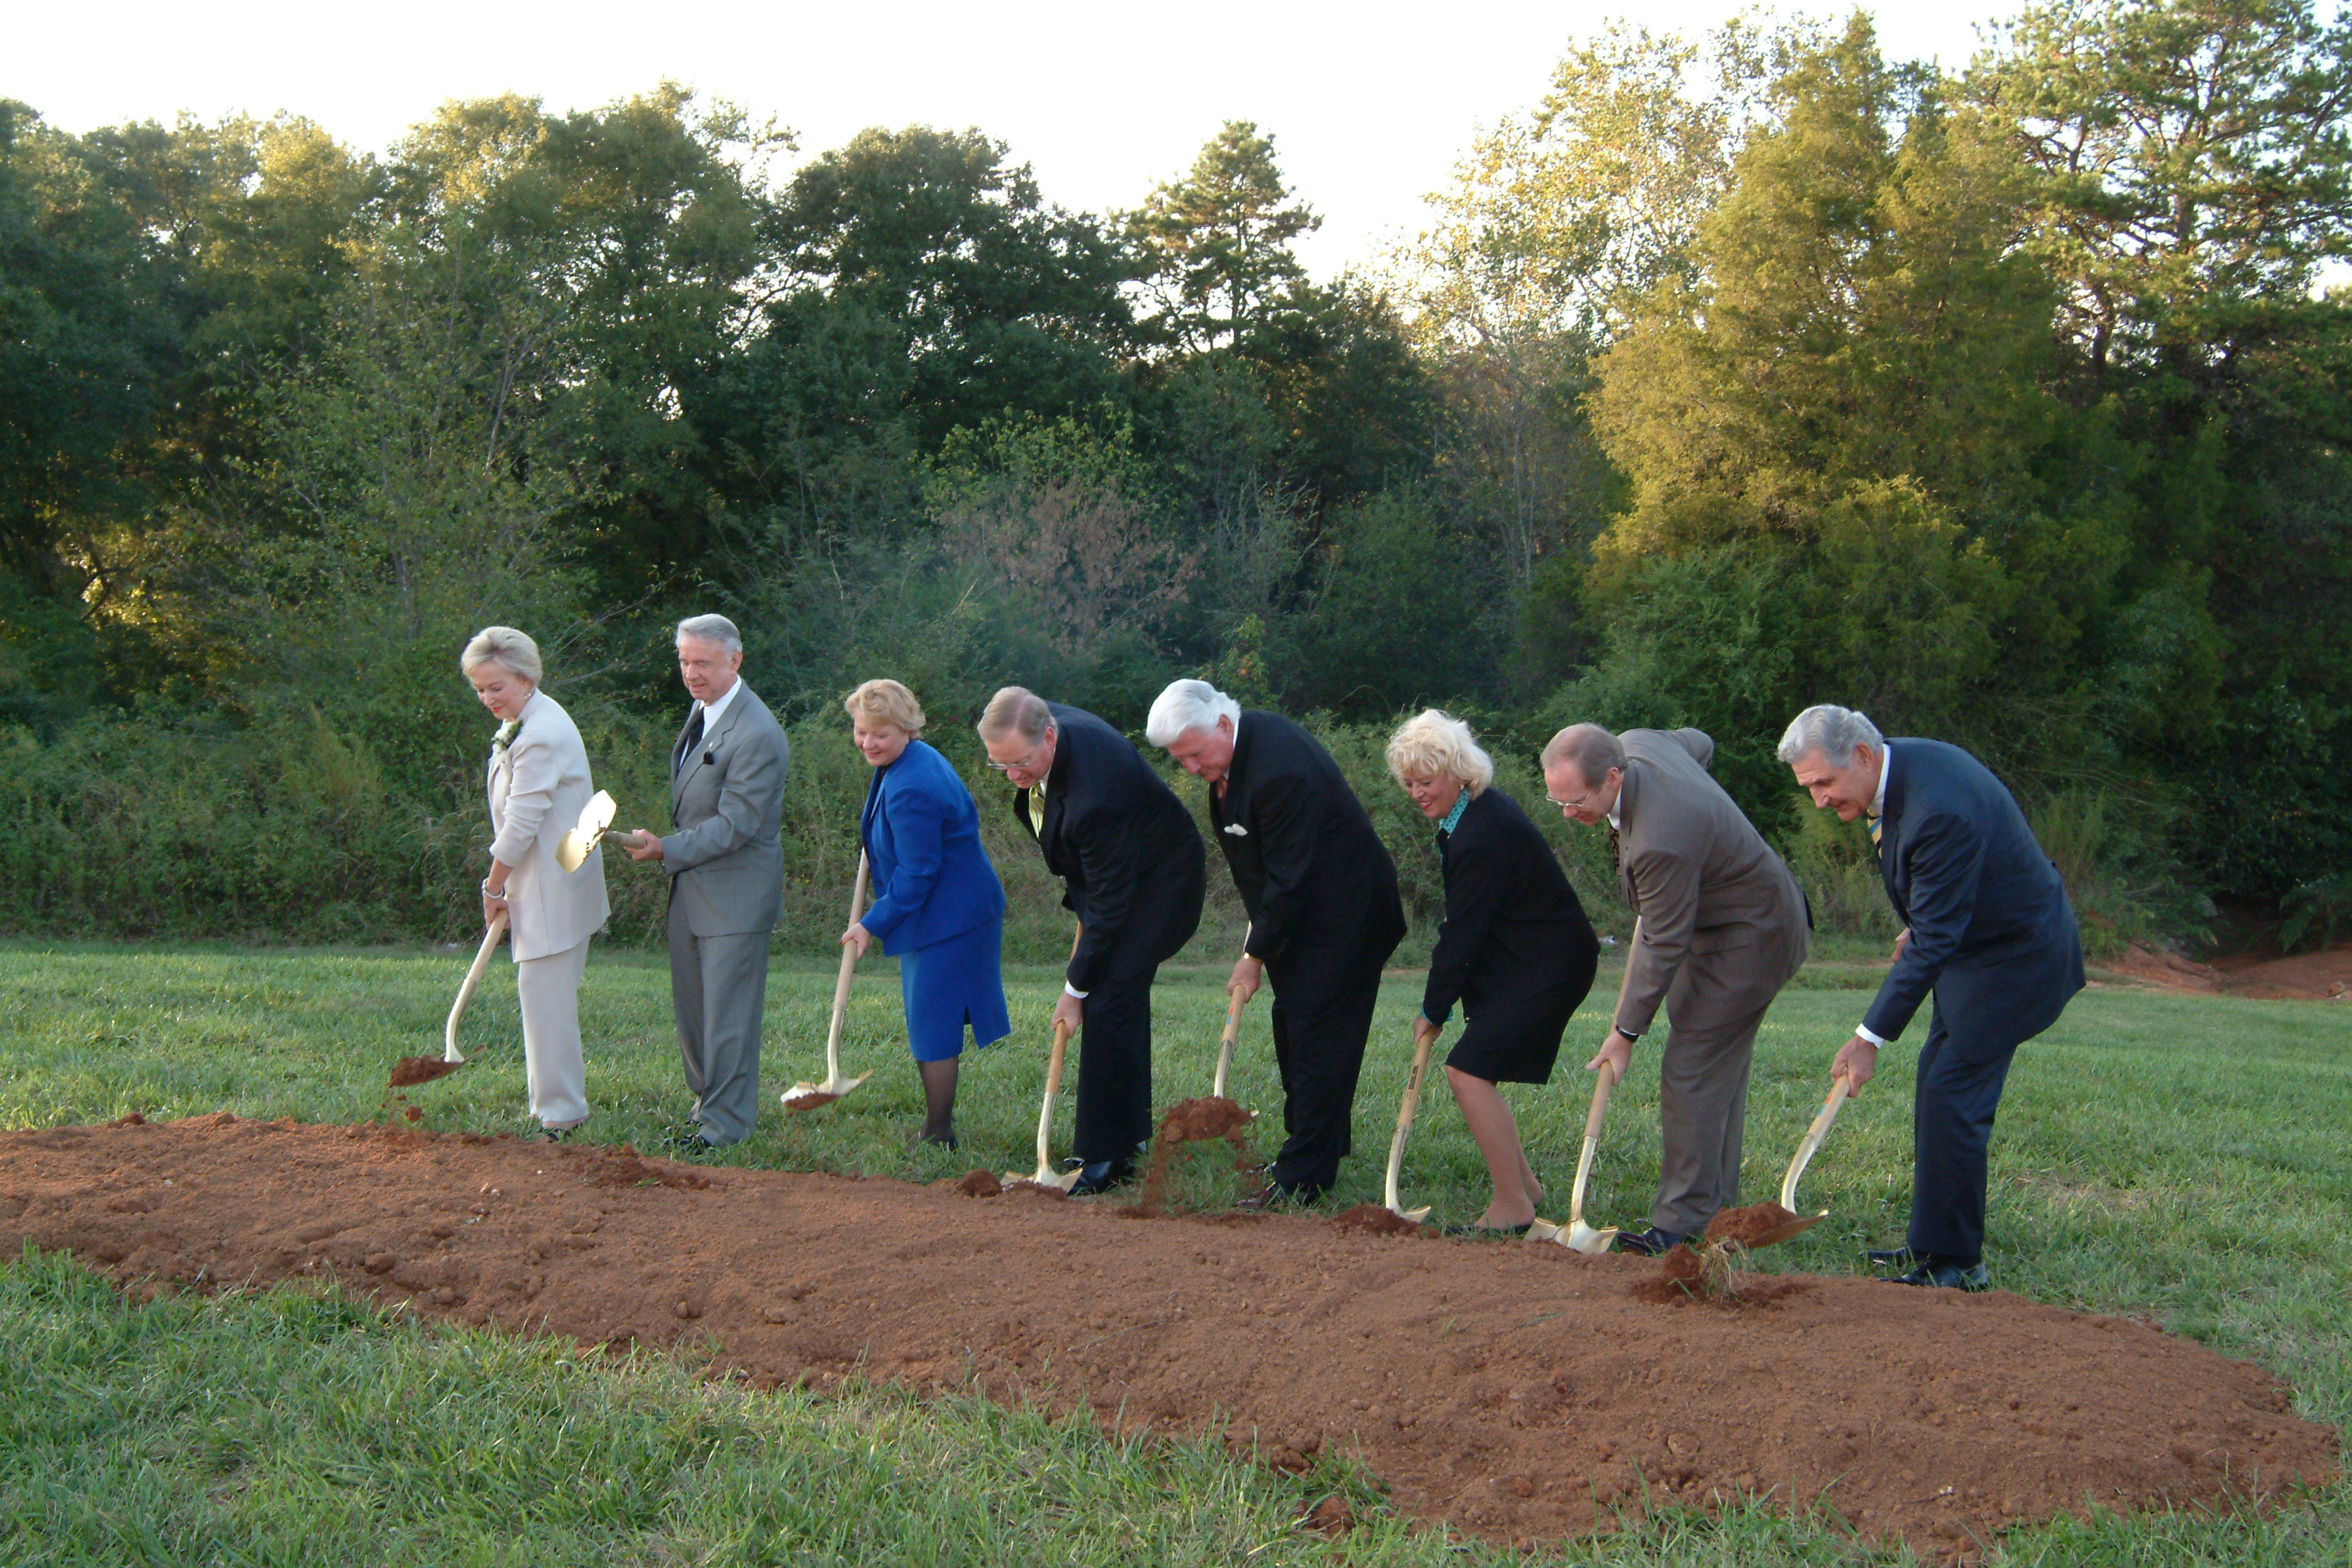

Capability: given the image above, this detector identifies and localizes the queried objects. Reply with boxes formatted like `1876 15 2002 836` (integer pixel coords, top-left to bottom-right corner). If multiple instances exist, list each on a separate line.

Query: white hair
1145 678 1241 748
1386 709 1493 796
460 625 541 684
675 614 741 654
1778 704 1885 766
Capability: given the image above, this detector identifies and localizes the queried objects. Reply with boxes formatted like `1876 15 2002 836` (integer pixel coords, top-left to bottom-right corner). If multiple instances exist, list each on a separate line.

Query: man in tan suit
1542 724 1809 1254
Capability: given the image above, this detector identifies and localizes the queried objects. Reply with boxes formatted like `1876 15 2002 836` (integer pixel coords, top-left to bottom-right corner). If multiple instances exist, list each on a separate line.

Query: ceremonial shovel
781 852 875 1111
1381 1025 1437 1223
1528 1059 1622 1254
1212 985 1246 1100
1006 1018 1083 1191
555 789 621 873
442 911 509 1065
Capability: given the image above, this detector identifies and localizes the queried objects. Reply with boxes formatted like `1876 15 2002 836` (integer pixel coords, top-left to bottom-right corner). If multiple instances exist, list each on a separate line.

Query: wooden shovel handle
823 852 872 1078
443 911 509 1063
1583 1056 1620 1143
1779 1073 1852 1213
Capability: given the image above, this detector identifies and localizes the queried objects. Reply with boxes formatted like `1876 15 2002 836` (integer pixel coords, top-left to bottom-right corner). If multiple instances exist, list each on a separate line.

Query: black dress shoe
662 1125 715 1153
1237 1180 1318 1212
1892 1258 1990 1291
527 1125 579 1145
1612 1225 1690 1257
1066 1158 1136 1197
1865 1246 1920 1269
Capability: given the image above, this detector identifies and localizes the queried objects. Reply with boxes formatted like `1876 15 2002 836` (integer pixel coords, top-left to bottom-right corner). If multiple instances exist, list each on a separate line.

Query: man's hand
1832 1034 1879 1094
1227 953 1265 1005
1052 989 1085 1038
1584 1029 1636 1086
1412 1013 1441 1051
1892 926 1912 962
624 828 665 864
840 922 873 961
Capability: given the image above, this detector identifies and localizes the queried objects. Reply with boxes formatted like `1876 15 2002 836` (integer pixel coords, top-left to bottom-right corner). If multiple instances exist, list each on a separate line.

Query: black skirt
1445 981 1587 1085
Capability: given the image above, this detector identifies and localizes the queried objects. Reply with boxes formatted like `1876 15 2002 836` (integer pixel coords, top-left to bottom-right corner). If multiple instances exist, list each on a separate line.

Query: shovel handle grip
1582 1059 1619 1142
443 911 509 1063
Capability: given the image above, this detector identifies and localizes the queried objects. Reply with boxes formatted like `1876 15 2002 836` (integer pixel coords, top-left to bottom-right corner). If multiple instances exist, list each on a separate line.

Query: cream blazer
486 688 611 962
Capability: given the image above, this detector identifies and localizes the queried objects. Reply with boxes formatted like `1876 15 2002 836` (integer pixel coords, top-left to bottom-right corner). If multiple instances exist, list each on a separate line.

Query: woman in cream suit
464 626 611 1140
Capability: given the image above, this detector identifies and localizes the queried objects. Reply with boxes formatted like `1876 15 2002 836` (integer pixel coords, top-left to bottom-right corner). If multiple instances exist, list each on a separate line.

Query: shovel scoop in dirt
1702 1073 1853 1250
782 852 877 1112
1528 1059 1621 1255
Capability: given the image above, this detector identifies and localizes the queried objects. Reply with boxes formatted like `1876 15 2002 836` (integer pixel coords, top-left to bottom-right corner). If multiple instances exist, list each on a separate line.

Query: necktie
1868 814 1883 847
1607 825 1622 877
676 707 705 772
1027 784 1045 838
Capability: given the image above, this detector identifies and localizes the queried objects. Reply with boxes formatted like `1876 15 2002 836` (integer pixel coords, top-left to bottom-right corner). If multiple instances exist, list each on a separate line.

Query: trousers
667 900 772 1146
516 937 590 1129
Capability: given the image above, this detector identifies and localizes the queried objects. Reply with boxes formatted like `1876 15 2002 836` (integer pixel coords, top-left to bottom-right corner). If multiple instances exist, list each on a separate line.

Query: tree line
2 0 2347 953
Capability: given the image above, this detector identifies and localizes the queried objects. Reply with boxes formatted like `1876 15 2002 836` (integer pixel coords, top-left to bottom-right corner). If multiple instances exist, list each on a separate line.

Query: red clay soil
385 1056 461 1087
2109 940 2352 1001
2 1116 2336 1559
1705 1201 1805 1248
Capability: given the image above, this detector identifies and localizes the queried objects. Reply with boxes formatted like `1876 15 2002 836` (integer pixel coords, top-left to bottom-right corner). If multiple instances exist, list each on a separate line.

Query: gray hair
460 625 542 684
674 613 741 654
977 686 1055 744
1541 723 1624 785
1386 709 1493 796
1145 679 1241 748
1777 704 1885 766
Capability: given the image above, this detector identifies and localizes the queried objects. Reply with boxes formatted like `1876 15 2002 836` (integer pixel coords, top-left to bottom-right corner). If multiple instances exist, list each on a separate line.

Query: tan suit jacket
1611 728 1808 1039
486 689 611 963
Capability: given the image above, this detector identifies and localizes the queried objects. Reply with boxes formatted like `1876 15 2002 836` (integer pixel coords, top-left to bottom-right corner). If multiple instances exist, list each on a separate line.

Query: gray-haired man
625 614 790 1148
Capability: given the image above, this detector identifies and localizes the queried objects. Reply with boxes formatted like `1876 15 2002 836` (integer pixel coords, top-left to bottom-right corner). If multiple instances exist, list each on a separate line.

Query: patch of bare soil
2109 940 2352 1001
2 1116 2336 1558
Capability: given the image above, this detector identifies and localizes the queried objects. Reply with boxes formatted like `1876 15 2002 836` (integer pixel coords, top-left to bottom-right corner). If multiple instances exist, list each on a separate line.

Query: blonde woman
1387 709 1598 1233
840 679 1010 1146
464 626 610 1141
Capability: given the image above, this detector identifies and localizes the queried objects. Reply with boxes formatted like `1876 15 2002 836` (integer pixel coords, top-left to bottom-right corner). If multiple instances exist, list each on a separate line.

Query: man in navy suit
1781 705 2084 1290
980 688 1206 1194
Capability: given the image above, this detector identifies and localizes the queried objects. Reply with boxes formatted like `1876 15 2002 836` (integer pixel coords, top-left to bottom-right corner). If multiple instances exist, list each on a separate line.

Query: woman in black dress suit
1388 709 1599 1233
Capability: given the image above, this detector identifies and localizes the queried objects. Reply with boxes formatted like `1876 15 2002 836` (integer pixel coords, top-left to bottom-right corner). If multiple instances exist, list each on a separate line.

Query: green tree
1132 121 1319 350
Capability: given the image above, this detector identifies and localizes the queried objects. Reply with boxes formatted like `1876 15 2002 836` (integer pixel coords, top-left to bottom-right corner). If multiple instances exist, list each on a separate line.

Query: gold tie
1028 784 1045 838
1868 815 1883 846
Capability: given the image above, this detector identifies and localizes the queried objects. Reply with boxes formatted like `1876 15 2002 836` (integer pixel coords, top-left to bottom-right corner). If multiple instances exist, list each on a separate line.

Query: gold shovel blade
555 791 618 873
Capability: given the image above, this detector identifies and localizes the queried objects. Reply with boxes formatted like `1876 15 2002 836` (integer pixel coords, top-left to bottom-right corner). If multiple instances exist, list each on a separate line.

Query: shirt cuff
1855 1022 1888 1048
1062 982 1089 999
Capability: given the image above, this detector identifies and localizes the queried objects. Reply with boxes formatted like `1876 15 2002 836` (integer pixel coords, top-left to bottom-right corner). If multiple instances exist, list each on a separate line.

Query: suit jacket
485 688 611 963
1209 711 1406 968
661 681 789 939
1422 785 1597 1026
1013 702 1205 992
1612 727 1809 1037
859 738 1005 957
1864 738 2084 1045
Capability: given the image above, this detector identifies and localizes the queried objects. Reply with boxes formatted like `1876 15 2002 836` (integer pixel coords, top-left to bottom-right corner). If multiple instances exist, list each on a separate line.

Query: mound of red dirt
2110 940 2352 1001
2 1115 2335 1558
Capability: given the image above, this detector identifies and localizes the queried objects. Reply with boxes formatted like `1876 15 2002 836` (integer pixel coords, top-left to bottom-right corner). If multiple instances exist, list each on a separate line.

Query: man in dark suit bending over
980 688 1206 1195
1781 704 2084 1290
1147 679 1408 1206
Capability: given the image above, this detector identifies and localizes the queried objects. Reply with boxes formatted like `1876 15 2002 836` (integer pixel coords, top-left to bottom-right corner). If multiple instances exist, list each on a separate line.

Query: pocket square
1222 823 1249 837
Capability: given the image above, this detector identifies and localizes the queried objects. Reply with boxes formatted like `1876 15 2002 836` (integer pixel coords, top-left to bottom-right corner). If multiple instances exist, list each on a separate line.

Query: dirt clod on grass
952 1170 1003 1198
387 1056 460 1088
1132 1095 1255 1217
2 1115 2336 1555
1331 1203 1434 1237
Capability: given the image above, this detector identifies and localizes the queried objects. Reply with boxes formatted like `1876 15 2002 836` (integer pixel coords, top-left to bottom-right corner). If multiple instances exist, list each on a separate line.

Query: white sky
12 0 2018 278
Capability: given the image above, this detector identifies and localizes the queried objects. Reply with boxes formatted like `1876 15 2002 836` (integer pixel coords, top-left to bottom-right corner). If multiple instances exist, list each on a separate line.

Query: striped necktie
1027 784 1045 838
1868 814 1883 847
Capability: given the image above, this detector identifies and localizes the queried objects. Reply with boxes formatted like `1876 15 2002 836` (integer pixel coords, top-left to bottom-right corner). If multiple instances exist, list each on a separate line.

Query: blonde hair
1385 709 1493 796
976 685 1054 744
844 678 926 735
460 625 542 684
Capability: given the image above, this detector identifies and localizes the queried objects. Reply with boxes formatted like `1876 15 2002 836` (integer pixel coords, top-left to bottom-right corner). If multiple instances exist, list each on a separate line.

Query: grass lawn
1 938 2346 1564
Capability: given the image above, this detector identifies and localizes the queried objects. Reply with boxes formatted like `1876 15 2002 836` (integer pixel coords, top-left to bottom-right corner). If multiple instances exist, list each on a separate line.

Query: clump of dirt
2 1117 2338 1556
1300 1494 1354 1535
576 1148 711 1192
108 1112 146 1128
1704 1201 1803 1248
387 1057 460 1088
1132 1096 1256 1217
1000 1178 1070 1199
404 1107 423 1123
1331 1204 1433 1237
954 1170 1003 1198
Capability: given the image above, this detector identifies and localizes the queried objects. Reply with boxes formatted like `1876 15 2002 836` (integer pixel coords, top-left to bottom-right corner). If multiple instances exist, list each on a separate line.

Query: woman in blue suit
841 679 1011 1146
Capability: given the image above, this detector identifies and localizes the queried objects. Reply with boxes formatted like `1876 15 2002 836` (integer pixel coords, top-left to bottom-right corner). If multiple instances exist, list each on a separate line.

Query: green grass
1 940 2347 1564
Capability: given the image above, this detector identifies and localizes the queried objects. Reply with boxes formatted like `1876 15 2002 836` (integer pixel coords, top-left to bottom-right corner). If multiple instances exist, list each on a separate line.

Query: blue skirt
898 915 1012 1062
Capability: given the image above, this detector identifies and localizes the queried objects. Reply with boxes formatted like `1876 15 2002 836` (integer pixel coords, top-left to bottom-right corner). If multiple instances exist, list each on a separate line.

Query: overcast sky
14 0 2020 278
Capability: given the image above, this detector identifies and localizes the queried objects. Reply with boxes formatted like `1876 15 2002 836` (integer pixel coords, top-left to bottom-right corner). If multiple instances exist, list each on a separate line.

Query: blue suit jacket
859 739 1006 957
1863 738 2084 1047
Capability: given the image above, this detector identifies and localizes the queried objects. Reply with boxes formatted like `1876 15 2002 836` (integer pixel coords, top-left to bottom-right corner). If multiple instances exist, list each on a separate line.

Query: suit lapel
1614 761 1641 907
1878 742 1907 912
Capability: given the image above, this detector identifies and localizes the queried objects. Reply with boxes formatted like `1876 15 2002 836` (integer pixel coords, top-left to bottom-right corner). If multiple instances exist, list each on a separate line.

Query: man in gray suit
624 614 789 1148
1542 724 1809 1254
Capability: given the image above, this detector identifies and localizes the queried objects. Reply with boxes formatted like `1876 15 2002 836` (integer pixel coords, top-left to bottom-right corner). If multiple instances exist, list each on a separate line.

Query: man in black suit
980 688 1206 1195
1782 704 2084 1290
1146 679 1408 1204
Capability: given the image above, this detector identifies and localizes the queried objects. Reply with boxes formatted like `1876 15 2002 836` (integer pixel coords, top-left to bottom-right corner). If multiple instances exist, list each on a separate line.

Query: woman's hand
841 922 873 961
481 887 510 928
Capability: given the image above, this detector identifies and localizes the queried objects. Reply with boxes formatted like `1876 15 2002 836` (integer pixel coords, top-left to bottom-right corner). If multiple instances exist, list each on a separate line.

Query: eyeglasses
1547 769 1617 813
983 747 1044 774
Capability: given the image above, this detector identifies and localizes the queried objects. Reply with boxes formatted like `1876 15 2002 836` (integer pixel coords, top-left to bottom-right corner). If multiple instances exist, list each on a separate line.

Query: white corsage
1222 823 1250 837
492 719 520 754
